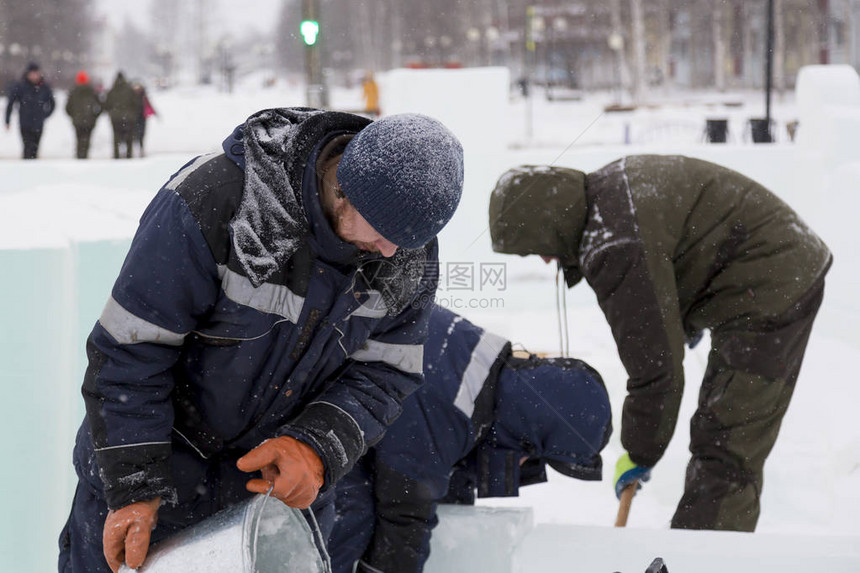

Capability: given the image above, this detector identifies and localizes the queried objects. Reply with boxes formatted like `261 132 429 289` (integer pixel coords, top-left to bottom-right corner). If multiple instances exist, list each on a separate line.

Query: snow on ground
1 70 859 572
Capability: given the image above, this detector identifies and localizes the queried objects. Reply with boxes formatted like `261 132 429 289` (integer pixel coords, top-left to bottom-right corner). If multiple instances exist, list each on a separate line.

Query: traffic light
300 20 320 46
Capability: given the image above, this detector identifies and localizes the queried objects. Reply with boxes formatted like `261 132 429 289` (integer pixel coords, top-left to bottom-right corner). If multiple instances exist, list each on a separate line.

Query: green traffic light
300 20 320 45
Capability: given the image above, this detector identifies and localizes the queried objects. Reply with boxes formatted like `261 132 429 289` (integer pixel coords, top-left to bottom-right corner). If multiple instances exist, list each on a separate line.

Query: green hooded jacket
65 83 102 129
489 155 832 467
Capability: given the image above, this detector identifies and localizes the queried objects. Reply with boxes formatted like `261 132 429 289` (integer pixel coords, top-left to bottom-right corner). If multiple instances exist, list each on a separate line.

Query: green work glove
613 452 652 499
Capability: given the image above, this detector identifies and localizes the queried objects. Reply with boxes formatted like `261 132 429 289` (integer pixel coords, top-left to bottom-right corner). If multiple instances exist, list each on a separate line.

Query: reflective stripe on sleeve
350 339 424 374
165 152 219 191
99 296 187 346
453 330 509 418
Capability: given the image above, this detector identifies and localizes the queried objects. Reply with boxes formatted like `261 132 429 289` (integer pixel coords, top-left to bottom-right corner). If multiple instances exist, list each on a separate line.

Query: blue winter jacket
4 75 55 130
330 305 612 573
73 109 439 522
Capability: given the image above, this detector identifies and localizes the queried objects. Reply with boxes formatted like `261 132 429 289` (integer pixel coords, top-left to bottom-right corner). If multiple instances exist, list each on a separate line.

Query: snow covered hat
336 113 464 249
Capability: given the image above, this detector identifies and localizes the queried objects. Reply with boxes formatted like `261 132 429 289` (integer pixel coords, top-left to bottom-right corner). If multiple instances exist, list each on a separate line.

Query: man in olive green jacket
103 72 141 159
489 155 831 531
65 70 102 159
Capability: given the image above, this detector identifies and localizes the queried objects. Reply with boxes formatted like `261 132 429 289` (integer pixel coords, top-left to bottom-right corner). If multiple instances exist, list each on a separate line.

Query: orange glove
102 497 161 573
237 436 324 509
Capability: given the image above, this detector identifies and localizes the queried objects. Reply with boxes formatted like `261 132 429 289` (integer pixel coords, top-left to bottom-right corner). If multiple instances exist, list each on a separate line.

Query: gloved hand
102 496 161 573
613 452 652 499
237 436 324 509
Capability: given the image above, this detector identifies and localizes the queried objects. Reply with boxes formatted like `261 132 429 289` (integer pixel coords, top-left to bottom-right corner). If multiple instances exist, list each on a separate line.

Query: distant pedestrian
361 71 379 116
103 72 141 159
132 81 157 157
65 70 103 159
4 62 55 159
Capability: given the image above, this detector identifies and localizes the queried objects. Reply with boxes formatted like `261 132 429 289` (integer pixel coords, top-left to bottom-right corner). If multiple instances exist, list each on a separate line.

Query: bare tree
656 0 673 88
630 0 647 101
818 0 831 63
0 0 95 87
275 0 304 75
149 0 183 85
114 20 153 81
713 1 726 91
775 0 786 93
609 0 630 97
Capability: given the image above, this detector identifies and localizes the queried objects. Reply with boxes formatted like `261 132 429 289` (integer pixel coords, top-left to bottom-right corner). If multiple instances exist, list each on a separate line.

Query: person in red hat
65 70 103 159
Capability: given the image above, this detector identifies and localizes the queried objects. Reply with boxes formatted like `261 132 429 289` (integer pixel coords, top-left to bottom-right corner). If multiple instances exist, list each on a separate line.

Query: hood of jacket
221 107 371 287
475 355 611 497
112 72 128 89
489 165 589 287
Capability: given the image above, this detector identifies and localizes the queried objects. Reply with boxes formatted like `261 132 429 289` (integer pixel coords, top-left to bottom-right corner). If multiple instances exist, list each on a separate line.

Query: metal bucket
119 494 329 573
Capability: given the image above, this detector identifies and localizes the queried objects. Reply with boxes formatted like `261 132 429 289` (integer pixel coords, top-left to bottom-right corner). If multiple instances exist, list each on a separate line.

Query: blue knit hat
336 114 464 249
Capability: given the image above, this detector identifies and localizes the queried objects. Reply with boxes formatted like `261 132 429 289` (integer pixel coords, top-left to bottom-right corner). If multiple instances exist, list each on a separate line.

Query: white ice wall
0 159 176 572
427 507 860 572
425 506 533 573
792 65 860 336
795 64 860 171
513 522 860 572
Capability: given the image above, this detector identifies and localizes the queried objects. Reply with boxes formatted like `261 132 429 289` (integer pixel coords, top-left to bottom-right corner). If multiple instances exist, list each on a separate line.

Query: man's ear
323 157 346 199
333 179 346 199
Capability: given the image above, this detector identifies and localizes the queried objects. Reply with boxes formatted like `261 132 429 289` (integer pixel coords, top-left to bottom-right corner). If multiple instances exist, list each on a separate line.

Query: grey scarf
229 108 323 287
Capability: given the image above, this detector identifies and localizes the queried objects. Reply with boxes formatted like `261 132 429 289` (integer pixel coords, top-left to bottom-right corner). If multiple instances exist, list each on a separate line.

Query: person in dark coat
103 72 141 159
328 305 612 573
4 62 55 159
489 155 832 532
57 109 464 573
65 70 103 159
131 80 156 157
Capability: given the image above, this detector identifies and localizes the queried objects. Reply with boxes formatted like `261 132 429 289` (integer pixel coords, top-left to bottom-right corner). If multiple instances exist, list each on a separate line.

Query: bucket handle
249 485 275 567
250 486 333 573
304 506 333 573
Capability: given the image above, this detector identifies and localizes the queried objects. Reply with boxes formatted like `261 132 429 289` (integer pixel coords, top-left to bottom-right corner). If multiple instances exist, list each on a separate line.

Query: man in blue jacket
329 305 612 573
57 109 464 573
5 61 55 159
